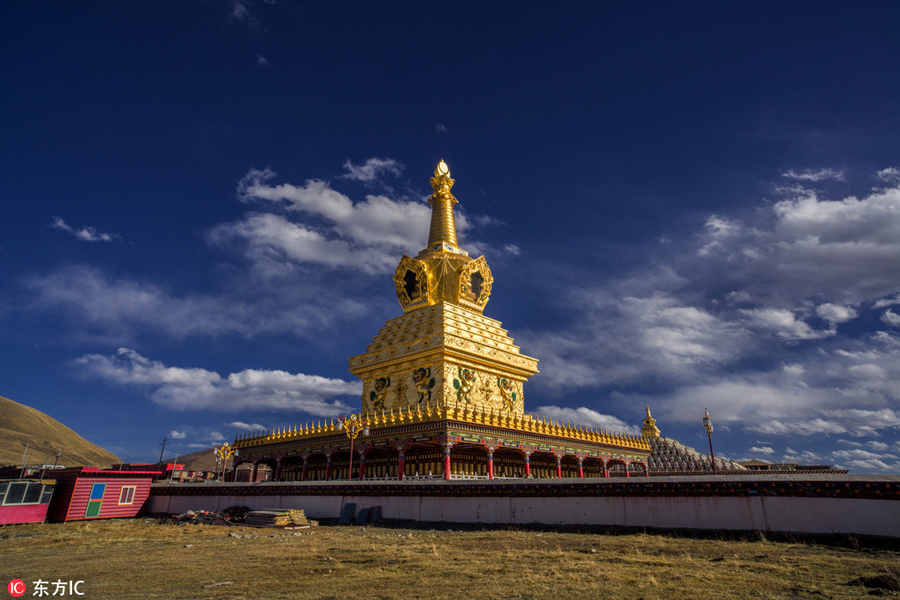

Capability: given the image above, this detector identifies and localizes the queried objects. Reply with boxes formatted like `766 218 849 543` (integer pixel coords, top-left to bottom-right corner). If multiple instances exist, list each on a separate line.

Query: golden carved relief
498 377 517 411
368 376 391 411
412 366 436 404
453 366 477 403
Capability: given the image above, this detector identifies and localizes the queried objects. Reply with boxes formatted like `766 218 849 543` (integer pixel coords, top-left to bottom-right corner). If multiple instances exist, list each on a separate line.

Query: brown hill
164 447 218 472
0 395 120 468
163 446 261 473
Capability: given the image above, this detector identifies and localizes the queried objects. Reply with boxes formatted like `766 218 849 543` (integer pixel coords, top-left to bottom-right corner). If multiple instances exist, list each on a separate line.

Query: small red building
46 467 154 522
0 479 56 525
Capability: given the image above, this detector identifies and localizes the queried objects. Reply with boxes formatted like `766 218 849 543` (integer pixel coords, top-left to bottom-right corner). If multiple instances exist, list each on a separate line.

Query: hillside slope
0 395 120 468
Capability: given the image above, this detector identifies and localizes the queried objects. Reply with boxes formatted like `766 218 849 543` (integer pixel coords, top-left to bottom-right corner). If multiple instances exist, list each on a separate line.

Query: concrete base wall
147 475 900 537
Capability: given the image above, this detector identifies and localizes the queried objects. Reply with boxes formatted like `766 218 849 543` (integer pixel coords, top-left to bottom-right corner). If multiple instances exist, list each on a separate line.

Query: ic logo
7 579 26 597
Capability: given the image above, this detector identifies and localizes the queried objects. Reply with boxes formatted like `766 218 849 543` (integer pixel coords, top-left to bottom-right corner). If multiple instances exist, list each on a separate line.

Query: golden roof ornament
392 160 494 313
641 404 661 439
425 159 461 252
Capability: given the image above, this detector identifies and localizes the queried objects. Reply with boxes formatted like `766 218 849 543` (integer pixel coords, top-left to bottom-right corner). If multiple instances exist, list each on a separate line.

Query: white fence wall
146 477 900 537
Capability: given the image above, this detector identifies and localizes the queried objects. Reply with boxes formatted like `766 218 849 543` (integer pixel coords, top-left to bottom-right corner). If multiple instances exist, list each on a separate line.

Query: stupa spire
393 160 493 313
424 159 460 252
641 404 661 439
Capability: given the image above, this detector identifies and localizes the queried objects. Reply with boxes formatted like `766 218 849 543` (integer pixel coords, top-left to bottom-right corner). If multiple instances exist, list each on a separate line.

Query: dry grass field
1 519 898 599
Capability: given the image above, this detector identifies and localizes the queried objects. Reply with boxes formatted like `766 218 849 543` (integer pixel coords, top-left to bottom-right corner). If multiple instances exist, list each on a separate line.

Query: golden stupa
234 161 650 481
349 159 537 418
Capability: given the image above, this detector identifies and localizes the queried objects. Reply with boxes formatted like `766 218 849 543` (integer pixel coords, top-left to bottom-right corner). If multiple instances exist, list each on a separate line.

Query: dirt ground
1 519 898 599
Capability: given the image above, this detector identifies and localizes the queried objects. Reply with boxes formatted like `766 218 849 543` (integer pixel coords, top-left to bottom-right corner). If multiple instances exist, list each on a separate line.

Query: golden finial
641 404 661 439
425 159 459 250
430 159 454 194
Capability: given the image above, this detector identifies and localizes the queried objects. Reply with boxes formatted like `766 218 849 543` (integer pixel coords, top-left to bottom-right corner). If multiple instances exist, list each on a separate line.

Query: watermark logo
7 580 26 597
7 580 84 597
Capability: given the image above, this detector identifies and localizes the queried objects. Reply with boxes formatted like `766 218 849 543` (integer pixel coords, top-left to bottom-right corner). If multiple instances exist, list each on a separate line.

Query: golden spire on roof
641 404 661 439
392 160 493 313
425 159 461 252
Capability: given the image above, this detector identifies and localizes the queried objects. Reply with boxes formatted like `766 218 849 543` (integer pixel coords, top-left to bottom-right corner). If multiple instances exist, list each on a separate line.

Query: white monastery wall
147 481 900 538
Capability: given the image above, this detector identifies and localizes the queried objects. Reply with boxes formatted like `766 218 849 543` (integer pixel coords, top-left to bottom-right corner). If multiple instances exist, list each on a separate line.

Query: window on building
23 482 42 504
1 482 52 506
118 486 136 505
4 482 28 505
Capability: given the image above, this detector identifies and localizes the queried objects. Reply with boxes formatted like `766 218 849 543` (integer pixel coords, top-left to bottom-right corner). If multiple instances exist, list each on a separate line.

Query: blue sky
3 2 900 472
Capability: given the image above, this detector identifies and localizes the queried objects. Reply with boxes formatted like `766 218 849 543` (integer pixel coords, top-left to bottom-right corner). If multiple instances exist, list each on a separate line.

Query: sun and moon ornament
337 414 370 481
213 442 238 481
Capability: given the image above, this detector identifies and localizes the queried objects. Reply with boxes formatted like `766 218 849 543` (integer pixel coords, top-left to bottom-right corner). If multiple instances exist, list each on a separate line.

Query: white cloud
514 171 900 464
256 55 271 67
340 158 404 182
227 0 262 30
821 408 900 436
740 307 834 340
230 0 250 20
695 184 900 308
25 265 370 343
210 212 404 274
876 166 900 184
846 364 887 380
832 449 898 461
223 166 469 274
74 347 359 414
534 406 640 434
698 215 739 256
874 294 900 309
725 290 752 305
204 431 227 442
750 419 848 436
782 168 845 182
837 458 900 472
226 421 267 431
436 124 448 133
51 217 116 243
881 309 900 328
748 446 774 455
783 448 825 463
523 288 752 395
815 303 857 325
170 430 187 439
749 407 900 439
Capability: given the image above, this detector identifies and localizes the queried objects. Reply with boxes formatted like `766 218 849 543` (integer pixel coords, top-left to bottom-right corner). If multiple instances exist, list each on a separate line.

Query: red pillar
441 439 454 480
556 457 562 479
487 450 494 480
602 461 609 478
301 459 308 482
523 452 531 477
578 458 584 479
274 459 282 482
644 462 650 477
325 455 333 481
398 452 405 481
443 453 451 479
625 462 631 478
359 453 366 480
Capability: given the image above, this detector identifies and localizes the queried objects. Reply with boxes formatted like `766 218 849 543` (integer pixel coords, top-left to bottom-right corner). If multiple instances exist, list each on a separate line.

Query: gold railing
234 402 650 452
